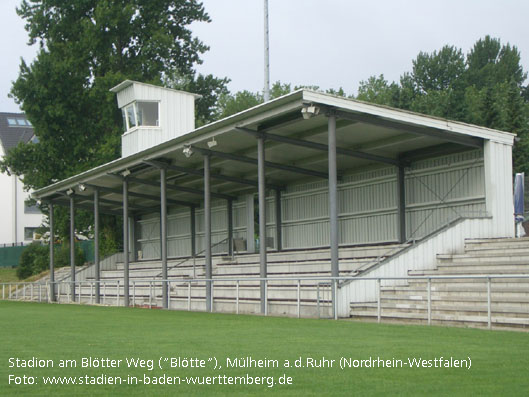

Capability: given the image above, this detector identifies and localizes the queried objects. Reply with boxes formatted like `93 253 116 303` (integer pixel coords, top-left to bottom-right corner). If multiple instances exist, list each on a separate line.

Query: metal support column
275 189 282 251
328 112 339 319
190 206 196 257
160 168 168 309
123 178 129 307
397 165 406 243
94 189 100 304
258 137 267 314
49 202 55 302
204 155 212 312
69 196 75 300
227 199 233 256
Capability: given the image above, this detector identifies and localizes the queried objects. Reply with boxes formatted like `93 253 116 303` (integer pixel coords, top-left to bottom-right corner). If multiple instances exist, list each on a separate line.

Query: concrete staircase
349 238 529 330
55 243 406 317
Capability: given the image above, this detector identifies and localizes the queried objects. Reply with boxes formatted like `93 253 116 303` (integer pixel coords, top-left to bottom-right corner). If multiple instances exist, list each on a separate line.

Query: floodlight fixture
207 138 217 148
183 144 193 158
66 188 74 196
301 104 320 120
121 169 131 177
78 184 87 192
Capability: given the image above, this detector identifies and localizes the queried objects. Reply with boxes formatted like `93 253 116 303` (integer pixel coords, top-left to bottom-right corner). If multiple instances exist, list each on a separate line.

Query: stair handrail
155 237 231 278
341 215 491 288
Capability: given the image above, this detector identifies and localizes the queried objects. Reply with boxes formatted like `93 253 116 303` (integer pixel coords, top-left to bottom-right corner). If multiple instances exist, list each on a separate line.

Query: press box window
122 101 159 131
125 104 137 130
136 102 158 126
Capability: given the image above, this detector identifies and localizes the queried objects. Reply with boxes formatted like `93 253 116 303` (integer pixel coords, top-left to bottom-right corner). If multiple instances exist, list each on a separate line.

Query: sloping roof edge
302 90 515 145
110 80 203 99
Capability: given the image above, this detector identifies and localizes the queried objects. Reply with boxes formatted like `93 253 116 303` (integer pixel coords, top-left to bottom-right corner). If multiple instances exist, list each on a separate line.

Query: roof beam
118 174 235 201
255 111 304 131
51 199 123 216
236 127 400 166
202 120 355 181
400 143 475 162
84 183 196 208
143 160 283 190
194 147 329 179
75 195 151 212
333 110 483 148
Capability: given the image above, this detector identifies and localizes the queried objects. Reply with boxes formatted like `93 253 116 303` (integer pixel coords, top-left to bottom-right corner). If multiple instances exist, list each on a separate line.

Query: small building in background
0 112 44 246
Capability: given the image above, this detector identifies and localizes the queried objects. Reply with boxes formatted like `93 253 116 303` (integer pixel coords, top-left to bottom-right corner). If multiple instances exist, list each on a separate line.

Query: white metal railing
2 274 528 329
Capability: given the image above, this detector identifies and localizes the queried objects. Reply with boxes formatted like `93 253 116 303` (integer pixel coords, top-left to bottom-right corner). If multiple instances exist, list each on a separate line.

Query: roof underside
33 90 514 215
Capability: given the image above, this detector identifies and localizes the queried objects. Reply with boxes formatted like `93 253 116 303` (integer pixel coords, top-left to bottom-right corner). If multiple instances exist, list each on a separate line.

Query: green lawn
0 267 50 284
0 301 527 396
0 267 19 283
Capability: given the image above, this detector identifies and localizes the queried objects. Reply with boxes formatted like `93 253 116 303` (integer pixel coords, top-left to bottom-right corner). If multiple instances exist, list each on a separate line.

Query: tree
466 36 526 89
216 81 292 119
163 71 230 127
354 37 529 174
412 46 466 93
216 81 347 119
217 90 263 119
356 74 399 106
1 1 227 240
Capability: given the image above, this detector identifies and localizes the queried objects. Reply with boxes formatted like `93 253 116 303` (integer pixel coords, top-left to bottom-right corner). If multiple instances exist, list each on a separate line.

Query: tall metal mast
263 0 270 102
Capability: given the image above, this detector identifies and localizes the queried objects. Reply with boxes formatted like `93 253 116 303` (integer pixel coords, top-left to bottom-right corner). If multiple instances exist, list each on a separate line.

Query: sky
1 0 529 112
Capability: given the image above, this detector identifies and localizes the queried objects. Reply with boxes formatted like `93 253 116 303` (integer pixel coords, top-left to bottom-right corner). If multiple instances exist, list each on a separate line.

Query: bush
17 243 49 279
54 243 86 269
99 225 120 258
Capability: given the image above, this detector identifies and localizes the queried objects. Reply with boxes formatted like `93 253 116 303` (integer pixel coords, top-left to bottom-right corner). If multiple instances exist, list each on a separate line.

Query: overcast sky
1 0 529 112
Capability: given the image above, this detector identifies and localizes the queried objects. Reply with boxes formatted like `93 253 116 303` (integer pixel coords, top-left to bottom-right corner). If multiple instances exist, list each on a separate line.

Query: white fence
3 273 528 330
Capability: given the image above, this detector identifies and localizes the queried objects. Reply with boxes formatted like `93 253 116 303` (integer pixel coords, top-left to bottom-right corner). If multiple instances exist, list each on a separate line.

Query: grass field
0 268 19 283
0 301 528 396
0 267 50 284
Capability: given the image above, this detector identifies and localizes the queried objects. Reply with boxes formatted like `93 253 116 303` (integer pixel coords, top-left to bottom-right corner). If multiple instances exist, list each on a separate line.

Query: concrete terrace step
436 264 529 273
350 301 529 316
389 286 529 298
437 254 529 263
111 244 407 270
379 295 529 307
212 261 359 275
464 238 529 251
349 308 529 328
406 278 529 286
350 299 529 318
408 268 529 276
460 247 529 256
380 288 529 299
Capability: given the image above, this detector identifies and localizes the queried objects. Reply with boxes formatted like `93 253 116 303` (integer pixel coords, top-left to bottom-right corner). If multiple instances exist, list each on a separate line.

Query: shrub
54 243 86 268
17 243 49 279
99 225 120 258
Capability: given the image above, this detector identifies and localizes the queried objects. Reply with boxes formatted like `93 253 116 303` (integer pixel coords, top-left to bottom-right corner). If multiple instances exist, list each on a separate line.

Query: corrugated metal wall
282 150 485 249
137 198 247 260
406 150 486 239
195 200 230 255
484 141 515 237
135 150 485 258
